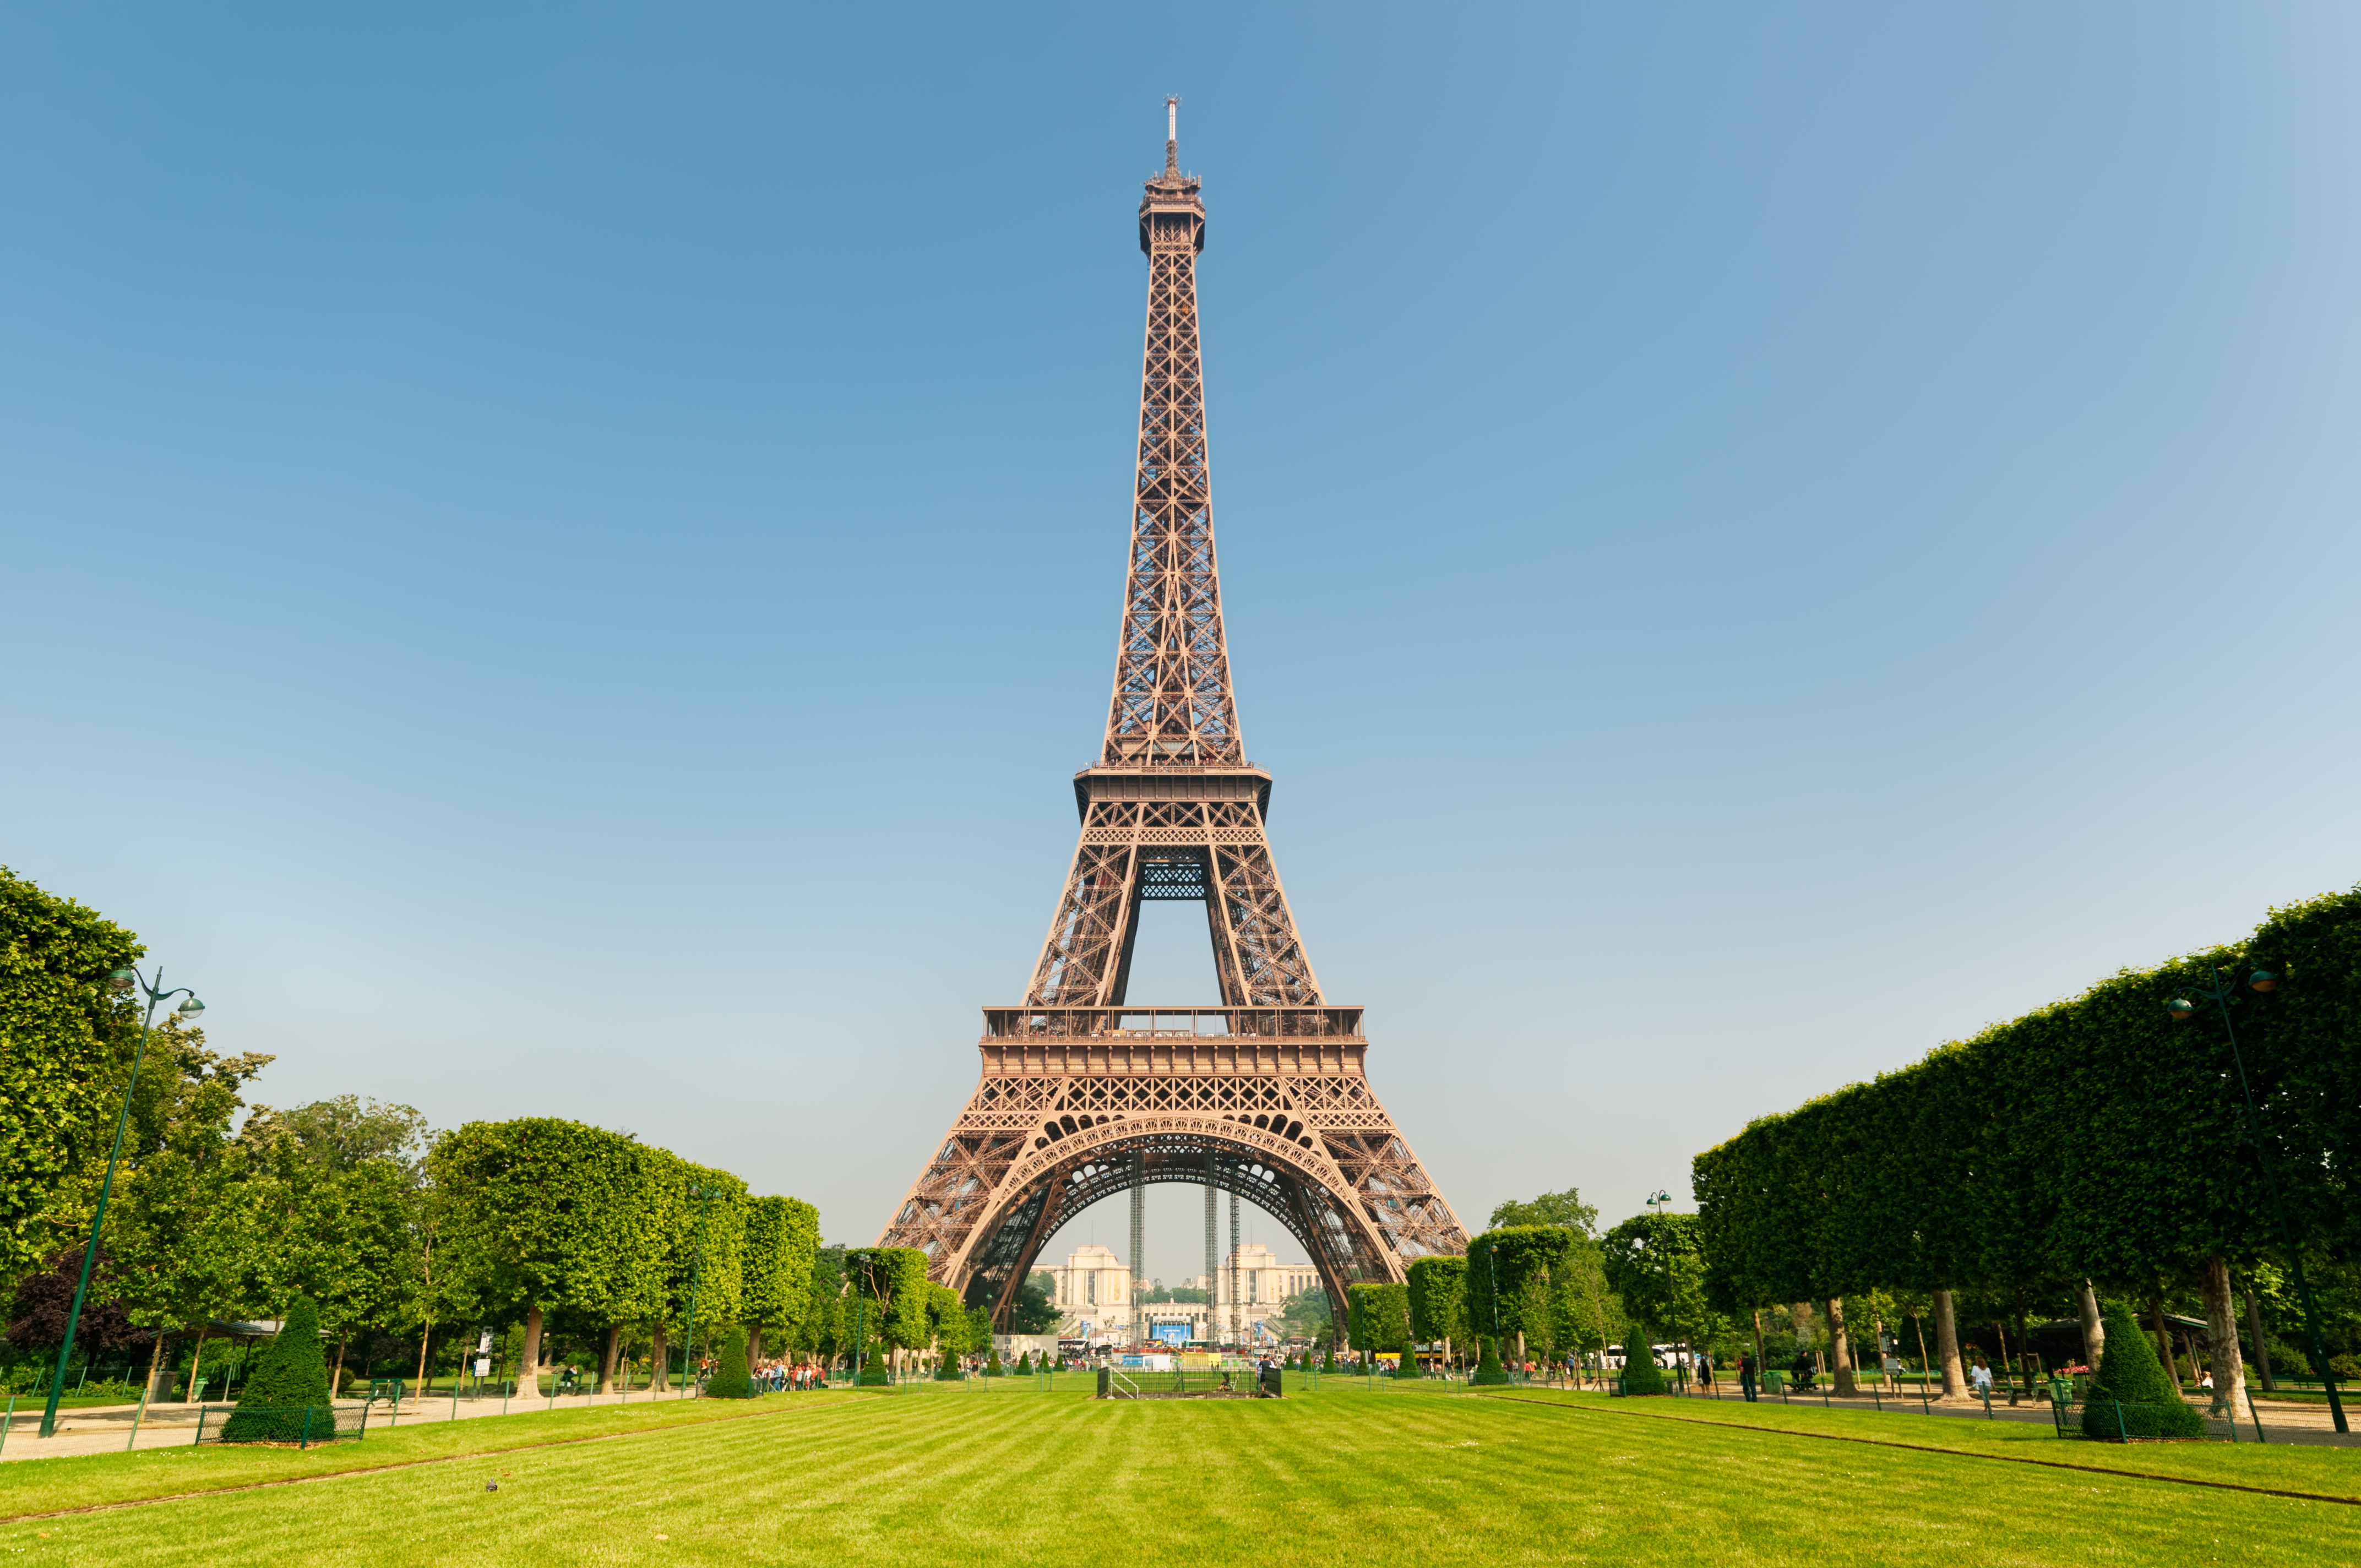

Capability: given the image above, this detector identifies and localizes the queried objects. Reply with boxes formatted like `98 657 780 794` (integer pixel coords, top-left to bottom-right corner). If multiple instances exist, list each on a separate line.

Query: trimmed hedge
221 1295 335 1441
706 1326 754 1398
2081 1301 2204 1440
1695 888 2361 1316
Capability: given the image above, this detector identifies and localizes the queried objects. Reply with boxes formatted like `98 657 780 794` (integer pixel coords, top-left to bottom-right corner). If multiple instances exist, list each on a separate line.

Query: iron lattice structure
878 108 1467 1330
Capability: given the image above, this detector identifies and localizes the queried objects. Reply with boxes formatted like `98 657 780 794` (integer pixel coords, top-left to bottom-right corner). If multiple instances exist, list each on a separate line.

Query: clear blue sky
7 4 2358 1287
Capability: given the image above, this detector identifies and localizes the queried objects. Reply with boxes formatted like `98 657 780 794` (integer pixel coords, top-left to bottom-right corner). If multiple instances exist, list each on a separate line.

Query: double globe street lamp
40 965 205 1439
2168 966 2346 1434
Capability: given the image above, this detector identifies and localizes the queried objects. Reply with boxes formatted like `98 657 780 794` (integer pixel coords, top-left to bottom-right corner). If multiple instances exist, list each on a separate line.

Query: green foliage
1618 1328 1666 1395
1406 1256 1467 1346
1465 1227 1613 1356
1695 887 2361 1317
706 1326 754 1398
984 1348 1003 1376
222 1295 335 1439
1319 1346 1336 1373
1279 1287 1331 1335
1470 1335 1508 1385
1010 1270 1062 1334
1601 1212 1715 1348
0 868 144 1280
1347 1282 1410 1355
741 1196 819 1346
1487 1187 1600 1236
428 1119 656 1335
1143 1285 1209 1304
2082 1302 2204 1439
843 1246 932 1351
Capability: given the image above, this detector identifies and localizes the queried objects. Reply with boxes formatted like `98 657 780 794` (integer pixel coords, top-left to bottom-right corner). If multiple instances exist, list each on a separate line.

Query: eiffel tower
878 102 1468 1330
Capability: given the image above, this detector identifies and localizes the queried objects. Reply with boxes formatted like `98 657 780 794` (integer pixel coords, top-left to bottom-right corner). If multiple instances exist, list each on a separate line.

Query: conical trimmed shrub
1471 1335 1511 1386
1320 1347 1337 1373
934 1351 965 1380
2081 1302 2204 1440
984 1349 1003 1377
706 1327 754 1398
1395 1346 1422 1379
1015 1350 1032 1374
1618 1326 1667 1395
854 1344 894 1386
221 1296 336 1441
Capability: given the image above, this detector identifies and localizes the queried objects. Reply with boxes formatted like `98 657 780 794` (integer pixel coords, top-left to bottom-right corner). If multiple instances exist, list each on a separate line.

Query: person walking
1970 1359 1993 1400
1739 1351 1758 1402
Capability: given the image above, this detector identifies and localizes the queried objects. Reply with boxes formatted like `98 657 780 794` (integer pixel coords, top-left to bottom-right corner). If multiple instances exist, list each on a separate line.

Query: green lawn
2 1381 2355 1565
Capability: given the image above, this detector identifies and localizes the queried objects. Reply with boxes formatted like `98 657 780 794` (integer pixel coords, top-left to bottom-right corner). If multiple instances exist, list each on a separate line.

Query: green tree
1347 1282 1410 1368
429 1119 663 1396
1601 1211 1718 1355
1488 1187 1600 1236
222 1294 335 1440
928 1284 970 1378
104 1022 274 1396
741 1195 819 1366
1466 1228 1578 1360
1010 1270 1062 1333
0 868 144 1282
1408 1255 1468 1369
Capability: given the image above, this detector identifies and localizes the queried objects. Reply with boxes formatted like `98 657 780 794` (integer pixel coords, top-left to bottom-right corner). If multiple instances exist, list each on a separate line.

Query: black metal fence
192 1403 370 1447
2050 1390 2258 1444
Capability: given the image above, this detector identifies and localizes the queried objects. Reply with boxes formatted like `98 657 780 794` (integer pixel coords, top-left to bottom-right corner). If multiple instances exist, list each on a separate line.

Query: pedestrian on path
1739 1352 1758 1402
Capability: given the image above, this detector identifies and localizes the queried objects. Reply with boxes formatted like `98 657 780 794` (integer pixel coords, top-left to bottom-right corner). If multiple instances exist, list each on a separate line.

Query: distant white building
1046 1244 1131 1317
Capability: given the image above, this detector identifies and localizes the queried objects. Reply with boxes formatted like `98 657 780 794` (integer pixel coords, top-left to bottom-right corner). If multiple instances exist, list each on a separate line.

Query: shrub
220 1296 335 1441
2081 1302 2204 1440
984 1349 1003 1377
854 1346 894 1387
1618 1326 1666 1396
1471 1335 1510 1386
706 1327 754 1398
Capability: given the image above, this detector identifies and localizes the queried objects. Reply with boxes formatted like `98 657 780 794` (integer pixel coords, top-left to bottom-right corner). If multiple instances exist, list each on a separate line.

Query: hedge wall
1694 886 2361 1315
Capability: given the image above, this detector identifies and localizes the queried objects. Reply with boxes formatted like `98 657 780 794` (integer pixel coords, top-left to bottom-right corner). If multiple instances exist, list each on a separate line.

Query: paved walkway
1651 1382 2360 1445
0 1386 715 1464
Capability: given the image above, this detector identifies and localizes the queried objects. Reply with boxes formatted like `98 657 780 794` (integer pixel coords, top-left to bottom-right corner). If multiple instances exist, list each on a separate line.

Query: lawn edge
1477 1393 2361 1507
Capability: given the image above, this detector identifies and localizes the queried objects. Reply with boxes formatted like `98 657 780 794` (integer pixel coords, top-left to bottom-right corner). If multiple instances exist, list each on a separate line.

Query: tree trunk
1994 1319 2014 1403
1828 1298 1858 1395
145 1330 170 1404
2199 1255 2245 1416
2076 1281 2105 1369
182 1327 208 1403
331 1337 347 1398
1934 1291 1967 1399
2012 1303 2036 1399
1911 1309 1932 1389
413 1320 433 1403
2149 1298 2179 1386
651 1324 669 1391
518 1305 544 1398
747 1327 764 1371
599 1326 622 1394
1751 1308 1766 1387
2244 1284 2275 1391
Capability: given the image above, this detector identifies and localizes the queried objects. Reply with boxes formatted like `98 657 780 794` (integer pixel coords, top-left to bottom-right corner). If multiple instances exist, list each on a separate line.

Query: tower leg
1229 1190 1241 1347
1204 1158 1217 1345
1129 1154 1145 1347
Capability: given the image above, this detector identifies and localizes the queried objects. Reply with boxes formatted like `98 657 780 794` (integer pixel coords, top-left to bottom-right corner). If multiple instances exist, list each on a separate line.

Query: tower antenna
1165 95 1179 173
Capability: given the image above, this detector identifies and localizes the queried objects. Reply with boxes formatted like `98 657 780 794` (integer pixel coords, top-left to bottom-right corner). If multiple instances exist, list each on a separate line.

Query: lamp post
681 1184 710 1399
1644 1190 1678 1389
41 966 204 1438
2168 967 2346 1433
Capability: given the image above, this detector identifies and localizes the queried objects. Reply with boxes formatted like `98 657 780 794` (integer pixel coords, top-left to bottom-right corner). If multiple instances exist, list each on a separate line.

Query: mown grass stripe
0 1396 902 1526
1480 1393 2361 1507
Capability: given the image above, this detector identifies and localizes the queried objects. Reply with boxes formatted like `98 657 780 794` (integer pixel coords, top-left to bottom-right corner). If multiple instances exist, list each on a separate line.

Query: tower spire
1165 95 1179 175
